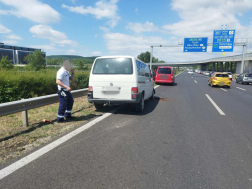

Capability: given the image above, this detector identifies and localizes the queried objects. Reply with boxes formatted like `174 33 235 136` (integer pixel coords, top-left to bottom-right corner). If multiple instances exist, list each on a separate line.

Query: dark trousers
57 90 74 121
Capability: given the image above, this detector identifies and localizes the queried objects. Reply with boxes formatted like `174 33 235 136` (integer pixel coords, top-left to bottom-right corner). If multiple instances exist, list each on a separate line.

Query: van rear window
93 58 133 74
215 74 229 77
158 68 171 74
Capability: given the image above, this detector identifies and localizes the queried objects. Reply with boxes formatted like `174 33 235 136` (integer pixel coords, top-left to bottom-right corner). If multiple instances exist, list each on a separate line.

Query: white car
88 56 154 112
188 70 193 75
225 72 233 80
204 71 210 76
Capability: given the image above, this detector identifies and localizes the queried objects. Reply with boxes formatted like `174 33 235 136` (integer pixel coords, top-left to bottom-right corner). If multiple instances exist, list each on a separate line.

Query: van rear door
90 58 136 100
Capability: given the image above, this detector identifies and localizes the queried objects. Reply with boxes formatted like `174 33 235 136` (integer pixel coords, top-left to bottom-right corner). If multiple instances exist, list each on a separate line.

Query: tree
76 60 85 70
0 56 14 70
137 51 165 63
24 50 45 71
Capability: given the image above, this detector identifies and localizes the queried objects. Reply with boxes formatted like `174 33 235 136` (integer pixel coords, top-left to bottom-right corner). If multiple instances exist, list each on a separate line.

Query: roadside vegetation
0 96 114 164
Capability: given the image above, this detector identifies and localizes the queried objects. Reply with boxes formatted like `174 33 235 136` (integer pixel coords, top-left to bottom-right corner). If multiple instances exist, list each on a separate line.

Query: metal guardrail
0 88 88 127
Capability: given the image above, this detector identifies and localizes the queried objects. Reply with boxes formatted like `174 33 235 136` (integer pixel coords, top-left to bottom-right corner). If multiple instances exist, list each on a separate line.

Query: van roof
95 55 135 59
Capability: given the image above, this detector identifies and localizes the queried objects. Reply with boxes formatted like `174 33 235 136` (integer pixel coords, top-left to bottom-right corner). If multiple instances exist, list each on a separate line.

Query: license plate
160 75 168 79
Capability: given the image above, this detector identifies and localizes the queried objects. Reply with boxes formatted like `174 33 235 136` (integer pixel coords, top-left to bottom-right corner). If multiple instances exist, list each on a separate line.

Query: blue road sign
212 30 235 52
183 37 208 52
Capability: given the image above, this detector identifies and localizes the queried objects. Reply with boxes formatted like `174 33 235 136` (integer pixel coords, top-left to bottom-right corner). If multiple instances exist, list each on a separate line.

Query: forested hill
46 55 99 65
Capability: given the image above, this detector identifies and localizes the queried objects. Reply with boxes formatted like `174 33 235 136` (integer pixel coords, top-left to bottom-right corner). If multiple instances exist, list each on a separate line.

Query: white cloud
6 34 22 40
94 34 98 37
66 49 77 54
62 0 120 27
92 51 102 56
0 23 11 33
70 0 78 4
0 0 60 24
135 8 138 13
103 32 170 56
2 39 17 44
29 25 77 46
31 45 58 51
126 21 158 33
99 26 110 33
163 0 252 38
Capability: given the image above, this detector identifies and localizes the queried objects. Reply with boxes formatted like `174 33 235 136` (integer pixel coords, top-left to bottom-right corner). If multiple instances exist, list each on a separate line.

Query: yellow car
208 72 231 88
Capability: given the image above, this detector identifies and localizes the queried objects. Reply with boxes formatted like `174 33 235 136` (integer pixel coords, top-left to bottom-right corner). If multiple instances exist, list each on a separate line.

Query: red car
200 71 203 74
154 66 175 85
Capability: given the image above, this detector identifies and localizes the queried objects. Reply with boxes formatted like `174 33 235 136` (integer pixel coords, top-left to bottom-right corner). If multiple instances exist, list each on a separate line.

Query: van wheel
136 94 144 112
210 82 213 87
94 103 103 110
150 90 155 100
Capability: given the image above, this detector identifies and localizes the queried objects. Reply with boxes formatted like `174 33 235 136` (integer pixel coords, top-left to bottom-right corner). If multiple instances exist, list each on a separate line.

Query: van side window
136 60 146 76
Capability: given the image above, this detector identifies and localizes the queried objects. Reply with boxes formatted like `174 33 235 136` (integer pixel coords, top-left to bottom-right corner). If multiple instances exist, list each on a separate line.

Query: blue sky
1 0 252 62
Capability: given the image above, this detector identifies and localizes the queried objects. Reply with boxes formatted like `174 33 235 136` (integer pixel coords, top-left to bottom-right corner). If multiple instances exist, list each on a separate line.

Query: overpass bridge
147 53 252 74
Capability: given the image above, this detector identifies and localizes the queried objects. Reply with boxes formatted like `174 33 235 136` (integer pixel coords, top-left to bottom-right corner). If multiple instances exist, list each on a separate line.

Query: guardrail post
21 98 28 127
22 110 28 127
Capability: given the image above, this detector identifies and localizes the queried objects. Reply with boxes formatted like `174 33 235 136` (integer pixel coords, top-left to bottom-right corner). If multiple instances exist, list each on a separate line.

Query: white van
87 56 155 112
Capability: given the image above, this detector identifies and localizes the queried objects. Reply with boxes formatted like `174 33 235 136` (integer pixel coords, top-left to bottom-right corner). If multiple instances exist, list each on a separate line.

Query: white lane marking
236 87 246 91
205 94 225 115
220 88 227 92
0 107 121 180
194 80 197 83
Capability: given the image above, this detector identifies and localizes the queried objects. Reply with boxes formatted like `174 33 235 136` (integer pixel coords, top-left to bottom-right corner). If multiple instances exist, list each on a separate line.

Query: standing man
56 60 75 122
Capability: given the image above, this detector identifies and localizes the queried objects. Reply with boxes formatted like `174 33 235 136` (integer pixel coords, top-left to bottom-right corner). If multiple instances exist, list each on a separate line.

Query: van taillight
88 86 93 92
131 87 138 94
213 77 217 80
228 78 231 81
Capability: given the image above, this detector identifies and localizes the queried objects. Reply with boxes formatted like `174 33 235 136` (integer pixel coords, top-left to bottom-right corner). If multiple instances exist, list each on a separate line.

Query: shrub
0 56 14 70
24 50 46 71
0 70 90 103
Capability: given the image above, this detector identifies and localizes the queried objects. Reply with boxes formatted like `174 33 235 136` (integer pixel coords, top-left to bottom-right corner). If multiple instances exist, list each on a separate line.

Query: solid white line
194 80 197 83
220 88 227 92
0 107 120 180
205 94 225 115
236 87 246 91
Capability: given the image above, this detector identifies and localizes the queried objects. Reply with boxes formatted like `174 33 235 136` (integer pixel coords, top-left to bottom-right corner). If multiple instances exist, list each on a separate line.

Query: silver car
236 73 252 84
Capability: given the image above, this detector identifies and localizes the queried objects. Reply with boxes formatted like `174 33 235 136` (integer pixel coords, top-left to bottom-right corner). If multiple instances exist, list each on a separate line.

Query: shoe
57 118 67 123
65 116 76 120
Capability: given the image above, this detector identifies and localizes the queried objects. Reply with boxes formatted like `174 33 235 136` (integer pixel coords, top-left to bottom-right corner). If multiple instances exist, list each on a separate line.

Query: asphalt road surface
1 71 252 189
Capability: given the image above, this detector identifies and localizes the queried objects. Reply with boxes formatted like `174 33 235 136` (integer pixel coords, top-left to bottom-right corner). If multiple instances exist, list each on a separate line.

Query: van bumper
87 92 142 104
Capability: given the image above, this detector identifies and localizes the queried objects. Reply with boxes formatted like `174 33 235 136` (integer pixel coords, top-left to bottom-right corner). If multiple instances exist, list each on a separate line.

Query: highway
1 71 252 189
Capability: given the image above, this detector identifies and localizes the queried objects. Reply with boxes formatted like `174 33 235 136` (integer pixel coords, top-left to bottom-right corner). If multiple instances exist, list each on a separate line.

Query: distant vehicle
236 73 252 84
204 71 210 76
199 71 203 74
188 70 193 75
155 66 175 85
208 72 231 88
224 72 233 80
88 56 155 112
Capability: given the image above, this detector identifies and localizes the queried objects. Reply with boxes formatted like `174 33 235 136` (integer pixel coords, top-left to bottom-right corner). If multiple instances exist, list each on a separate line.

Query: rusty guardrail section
0 88 88 127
